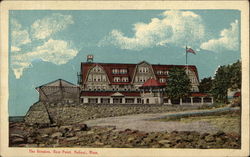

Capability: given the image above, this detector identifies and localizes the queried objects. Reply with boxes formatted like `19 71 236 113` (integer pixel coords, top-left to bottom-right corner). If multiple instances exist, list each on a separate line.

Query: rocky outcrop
24 102 51 125
9 122 240 149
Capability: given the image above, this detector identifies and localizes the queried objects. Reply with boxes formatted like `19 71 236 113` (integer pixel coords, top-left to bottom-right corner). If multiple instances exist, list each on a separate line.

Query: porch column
180 98 183 105
211 97 214 104
122 98 126 104
201 97 204 105
110 97 113 104
97 98 101 104
168 99 171 104
134 98 137 104
83 97 88 104
191 97 193 105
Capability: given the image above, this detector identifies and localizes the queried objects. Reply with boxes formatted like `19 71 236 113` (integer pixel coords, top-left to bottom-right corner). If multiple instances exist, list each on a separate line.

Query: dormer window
159 78 166 83
157 70 164 75
121 77 129 82
114 77 120 82
120 69 127 74
112 69 119 74
139 67 149 73
164 70 169 75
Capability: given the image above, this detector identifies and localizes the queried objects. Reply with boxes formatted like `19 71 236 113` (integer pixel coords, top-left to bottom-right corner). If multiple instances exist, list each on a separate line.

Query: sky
9 10 240 116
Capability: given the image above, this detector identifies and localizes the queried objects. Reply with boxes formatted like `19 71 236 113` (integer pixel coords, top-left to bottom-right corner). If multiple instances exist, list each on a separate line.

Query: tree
229 60 241 90
211 60 241 103
166 67 191 100
211 65 231 103
199 77 213 93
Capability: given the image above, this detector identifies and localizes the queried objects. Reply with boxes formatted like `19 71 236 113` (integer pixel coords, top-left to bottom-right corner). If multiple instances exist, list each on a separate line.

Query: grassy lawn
157 112 240 134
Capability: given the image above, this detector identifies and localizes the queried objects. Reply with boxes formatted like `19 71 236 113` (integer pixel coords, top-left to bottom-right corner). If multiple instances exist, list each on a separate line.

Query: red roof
81 91 140 97
81 63 136 85
234 92 241 97
142 78 165 87
152 64 199 81
81 62 199 86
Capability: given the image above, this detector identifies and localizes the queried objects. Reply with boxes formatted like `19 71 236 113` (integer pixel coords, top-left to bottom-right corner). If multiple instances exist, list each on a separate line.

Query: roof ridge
81 62 196 67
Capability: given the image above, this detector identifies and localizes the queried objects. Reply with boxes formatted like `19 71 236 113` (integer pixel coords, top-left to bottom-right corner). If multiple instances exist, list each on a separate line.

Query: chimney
87 55 94 63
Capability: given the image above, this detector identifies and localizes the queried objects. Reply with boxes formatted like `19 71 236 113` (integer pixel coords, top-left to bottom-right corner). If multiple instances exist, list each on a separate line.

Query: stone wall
25 102 203 125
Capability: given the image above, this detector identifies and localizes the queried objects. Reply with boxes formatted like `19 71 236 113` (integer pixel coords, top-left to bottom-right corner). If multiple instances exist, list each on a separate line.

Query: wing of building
78 59 213 105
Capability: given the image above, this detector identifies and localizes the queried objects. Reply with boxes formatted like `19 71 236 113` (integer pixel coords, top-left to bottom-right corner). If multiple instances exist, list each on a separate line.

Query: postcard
0 1 249 157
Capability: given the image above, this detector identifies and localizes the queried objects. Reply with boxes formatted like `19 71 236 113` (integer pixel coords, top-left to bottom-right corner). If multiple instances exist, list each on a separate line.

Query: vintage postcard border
1 1 249 157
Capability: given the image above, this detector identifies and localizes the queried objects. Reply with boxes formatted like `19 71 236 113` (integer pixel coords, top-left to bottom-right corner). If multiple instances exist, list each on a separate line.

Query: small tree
166 67 192 100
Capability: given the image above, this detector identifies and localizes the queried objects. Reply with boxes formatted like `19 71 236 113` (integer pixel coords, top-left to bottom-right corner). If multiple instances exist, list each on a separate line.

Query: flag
186 47 196 54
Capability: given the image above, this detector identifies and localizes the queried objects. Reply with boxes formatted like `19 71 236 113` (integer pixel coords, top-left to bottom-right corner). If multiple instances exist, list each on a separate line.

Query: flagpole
185 46 189 74
186 46 187 65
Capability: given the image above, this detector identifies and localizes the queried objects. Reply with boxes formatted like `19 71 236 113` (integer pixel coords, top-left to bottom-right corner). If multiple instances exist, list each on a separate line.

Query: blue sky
9 10 240 116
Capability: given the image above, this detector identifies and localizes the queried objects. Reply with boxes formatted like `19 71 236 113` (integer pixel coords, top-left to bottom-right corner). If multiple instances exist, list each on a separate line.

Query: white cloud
99 10 206 50
11 19 31 50
200 20 239 52
11 46 21 52
11 14 77 79
31 13 74 40
12 39 78 79
26 39 78 64
11 61 31 79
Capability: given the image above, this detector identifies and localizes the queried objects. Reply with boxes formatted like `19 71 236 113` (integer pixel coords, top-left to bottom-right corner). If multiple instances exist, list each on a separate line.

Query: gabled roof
81 62 199 85
142 78 166 87
152 64 199 80
36 79 77 90
81 62 136 84
111 92 124 97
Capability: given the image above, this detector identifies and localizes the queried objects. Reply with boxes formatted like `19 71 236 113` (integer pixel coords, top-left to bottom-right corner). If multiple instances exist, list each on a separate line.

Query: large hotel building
77 55 213 105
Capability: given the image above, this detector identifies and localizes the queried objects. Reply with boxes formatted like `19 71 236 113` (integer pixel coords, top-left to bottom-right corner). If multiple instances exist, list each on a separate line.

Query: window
112 69 119 74
102 75 106 81
139 67 143 73
164 71 169 75
159 78 166 83
120 69 127 74
142 67 148 73
122 77 129 82
135 76 139 82
137 98 141 103
157 70 163 75
114 77 120 82
125 98 134 103
139 76 143 82
88 75 92 81
139 67 149 73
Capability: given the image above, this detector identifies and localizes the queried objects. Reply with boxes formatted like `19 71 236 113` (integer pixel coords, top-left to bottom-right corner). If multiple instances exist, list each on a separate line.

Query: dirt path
84 107 239 134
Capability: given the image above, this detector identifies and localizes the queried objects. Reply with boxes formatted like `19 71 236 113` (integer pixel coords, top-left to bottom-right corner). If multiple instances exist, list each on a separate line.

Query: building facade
78 56 213 105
